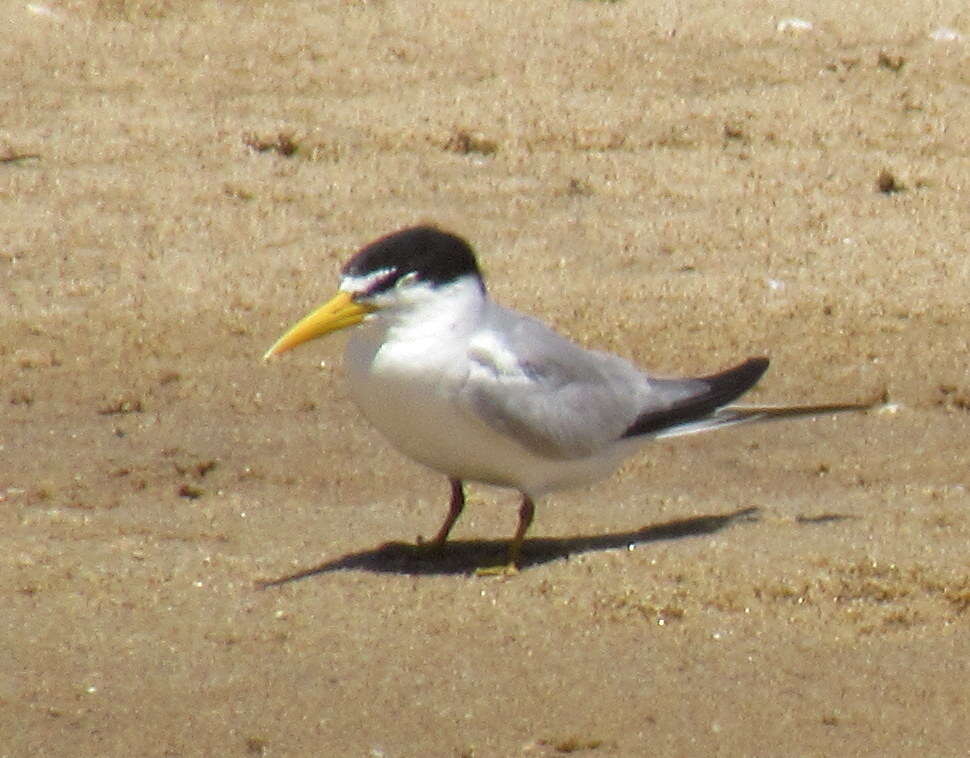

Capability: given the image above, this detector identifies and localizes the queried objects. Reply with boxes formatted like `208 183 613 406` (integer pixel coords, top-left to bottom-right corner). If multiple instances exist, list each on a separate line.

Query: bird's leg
476 495 535 576
507 495 535 569
417 478 465 551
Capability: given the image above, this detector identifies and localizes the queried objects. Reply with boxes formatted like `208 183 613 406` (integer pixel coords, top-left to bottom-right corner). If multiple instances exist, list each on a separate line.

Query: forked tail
653 398 877 440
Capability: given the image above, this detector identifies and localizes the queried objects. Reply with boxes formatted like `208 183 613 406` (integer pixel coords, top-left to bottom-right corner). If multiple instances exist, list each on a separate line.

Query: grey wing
460 306 711 460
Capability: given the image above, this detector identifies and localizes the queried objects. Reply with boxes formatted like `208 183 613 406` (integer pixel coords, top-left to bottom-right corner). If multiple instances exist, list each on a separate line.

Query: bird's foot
414 535 445 554
474 562 519 578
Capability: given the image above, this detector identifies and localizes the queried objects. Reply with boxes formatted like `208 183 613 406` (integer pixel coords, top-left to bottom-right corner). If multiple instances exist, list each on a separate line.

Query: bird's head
264 225 485 360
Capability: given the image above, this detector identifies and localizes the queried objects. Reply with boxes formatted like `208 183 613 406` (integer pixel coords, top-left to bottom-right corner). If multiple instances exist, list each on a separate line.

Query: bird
264 225 871 574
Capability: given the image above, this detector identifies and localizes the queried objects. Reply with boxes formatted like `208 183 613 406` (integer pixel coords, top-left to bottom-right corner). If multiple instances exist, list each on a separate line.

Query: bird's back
462 302 719 460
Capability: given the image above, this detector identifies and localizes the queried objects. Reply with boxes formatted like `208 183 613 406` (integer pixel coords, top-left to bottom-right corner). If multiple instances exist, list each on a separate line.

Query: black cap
342 226 485 295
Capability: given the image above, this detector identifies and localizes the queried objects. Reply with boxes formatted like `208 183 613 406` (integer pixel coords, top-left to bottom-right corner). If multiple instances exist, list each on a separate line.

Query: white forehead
340 268 395 295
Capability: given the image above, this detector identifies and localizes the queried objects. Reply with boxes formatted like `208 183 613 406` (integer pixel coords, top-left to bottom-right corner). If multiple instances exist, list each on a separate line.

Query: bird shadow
256 506 761 587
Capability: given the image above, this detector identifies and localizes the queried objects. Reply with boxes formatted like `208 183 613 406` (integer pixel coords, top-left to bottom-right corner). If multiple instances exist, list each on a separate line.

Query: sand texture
4 0 970 755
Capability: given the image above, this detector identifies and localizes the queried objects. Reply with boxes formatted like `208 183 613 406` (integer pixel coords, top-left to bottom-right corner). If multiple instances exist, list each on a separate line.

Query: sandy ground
5 0 970 755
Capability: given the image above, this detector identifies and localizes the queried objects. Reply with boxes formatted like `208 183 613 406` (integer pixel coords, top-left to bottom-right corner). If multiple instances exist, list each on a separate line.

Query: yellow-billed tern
265 226 870 574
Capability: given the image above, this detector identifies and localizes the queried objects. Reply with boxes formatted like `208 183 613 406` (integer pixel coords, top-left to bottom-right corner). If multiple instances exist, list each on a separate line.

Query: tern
265 226 869 574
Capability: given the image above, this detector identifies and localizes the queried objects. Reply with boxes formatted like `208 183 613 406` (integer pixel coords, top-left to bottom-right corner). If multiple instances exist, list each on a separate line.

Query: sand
4 0 970 755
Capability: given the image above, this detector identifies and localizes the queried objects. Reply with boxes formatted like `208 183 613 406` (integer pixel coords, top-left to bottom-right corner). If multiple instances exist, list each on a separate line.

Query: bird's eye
395 271 419 289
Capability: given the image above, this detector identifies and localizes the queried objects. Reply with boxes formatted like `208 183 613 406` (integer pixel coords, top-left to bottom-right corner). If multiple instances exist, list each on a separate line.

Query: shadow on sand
257 506 761 587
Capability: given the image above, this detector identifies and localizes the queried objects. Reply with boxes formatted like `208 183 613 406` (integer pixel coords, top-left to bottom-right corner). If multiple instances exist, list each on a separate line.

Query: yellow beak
263 291 374 360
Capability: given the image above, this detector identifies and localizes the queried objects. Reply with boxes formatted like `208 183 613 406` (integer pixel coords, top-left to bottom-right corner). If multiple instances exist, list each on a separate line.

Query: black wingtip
623 356 770 438
702 356 769 396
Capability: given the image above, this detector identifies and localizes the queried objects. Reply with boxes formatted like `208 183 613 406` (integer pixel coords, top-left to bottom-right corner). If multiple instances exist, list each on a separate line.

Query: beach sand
4 0 970 754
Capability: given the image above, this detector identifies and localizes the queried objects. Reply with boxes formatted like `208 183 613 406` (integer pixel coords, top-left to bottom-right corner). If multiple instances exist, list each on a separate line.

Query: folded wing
461 305 770 460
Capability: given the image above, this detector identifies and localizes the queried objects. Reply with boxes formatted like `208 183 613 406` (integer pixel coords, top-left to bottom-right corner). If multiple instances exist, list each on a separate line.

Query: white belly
343 330 630 496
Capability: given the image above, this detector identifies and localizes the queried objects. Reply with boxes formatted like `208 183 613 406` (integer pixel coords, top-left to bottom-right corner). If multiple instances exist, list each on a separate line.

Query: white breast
342 323 633 497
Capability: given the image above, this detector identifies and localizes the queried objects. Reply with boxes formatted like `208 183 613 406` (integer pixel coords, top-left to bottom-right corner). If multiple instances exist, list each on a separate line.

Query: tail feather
653 399 877 440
